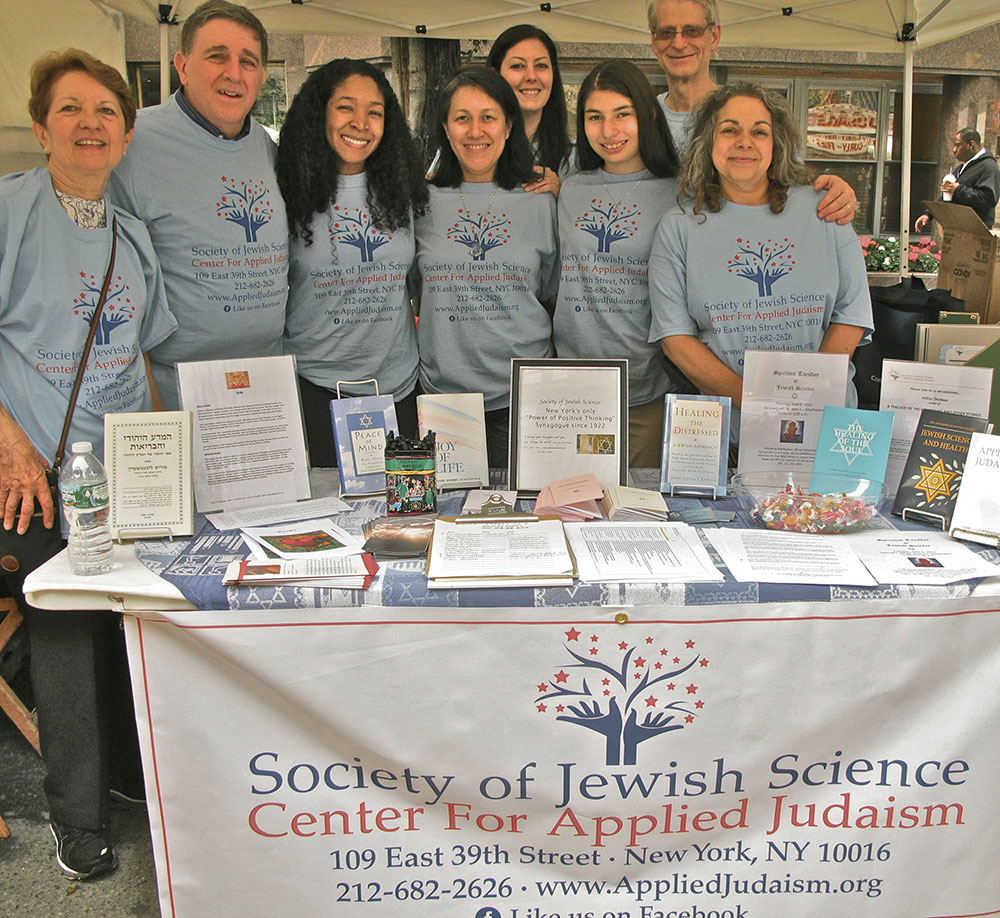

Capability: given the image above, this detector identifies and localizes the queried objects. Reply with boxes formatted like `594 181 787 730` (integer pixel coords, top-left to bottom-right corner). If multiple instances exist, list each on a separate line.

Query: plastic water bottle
60 441 114 576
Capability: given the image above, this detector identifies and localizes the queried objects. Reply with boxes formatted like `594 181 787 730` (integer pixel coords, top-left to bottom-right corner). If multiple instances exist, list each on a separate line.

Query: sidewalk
0 704 159 916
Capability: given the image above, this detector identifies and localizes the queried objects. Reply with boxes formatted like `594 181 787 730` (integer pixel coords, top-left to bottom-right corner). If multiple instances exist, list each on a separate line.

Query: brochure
533 473 604 521
950 432 1000 547
105 410 193 539
240 519 364 560
878 359 992 497
330 395 397 496
223 554 378 590
416 393 488 490
602 486 668 522
847 531 998 584
892 410 990 529
177 355 310 513
660 394 730 497
738 350 849 477
809 406 894 497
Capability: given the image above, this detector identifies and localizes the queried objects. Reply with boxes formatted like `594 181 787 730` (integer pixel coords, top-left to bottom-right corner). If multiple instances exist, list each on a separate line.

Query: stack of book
602 486 668 521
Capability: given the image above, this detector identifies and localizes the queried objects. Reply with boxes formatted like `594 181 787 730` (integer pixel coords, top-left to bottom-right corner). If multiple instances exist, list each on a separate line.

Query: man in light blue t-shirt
646 0 857 224
109 0 288 408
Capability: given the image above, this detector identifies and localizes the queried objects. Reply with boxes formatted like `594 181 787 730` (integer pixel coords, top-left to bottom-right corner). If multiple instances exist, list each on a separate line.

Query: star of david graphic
358 414 374 428
828 419 875 467
914 457 956 502
597 435 614 453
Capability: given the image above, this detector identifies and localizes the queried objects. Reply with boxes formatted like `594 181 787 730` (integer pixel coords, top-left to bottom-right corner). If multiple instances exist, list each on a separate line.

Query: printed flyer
125 607 1000 917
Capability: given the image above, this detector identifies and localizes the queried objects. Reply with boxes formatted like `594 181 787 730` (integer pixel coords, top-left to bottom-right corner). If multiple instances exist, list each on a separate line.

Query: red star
590 635 599 642
660 649 669 656
603 689 611 696
700 658 709 667
644 695 658 707
536 703 547 712
589 648 599 655
645 637 654 644
684 714 695 723
635 672 642 680
556 704 565 713
554 670 569 684
634 657 646 667
654 662 662 670
565 628 581 641
667 683 676 691
602 678 610 685
695 700 705 709
618 641 629 650
686 684 698 694
537 683 548 692
685 640 696 648
673 657 681 664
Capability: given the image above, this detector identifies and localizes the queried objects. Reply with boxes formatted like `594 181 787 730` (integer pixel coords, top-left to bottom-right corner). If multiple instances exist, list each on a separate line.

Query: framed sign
508 358 628 493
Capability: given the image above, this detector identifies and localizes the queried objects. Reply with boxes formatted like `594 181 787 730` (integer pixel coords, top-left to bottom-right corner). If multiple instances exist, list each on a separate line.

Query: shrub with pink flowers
857 234 942 273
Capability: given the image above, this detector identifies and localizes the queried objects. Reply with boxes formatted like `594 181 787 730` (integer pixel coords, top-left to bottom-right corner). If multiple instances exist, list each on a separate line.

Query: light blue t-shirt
109 93 289 408
553 169 677 405
0 168 177 466
656 93 696 155
284 172 417 399
413 184 558 411
648 185 873 417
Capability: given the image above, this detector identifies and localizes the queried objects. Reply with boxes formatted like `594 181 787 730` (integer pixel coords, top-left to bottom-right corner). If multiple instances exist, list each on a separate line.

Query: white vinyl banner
125 605 1000 918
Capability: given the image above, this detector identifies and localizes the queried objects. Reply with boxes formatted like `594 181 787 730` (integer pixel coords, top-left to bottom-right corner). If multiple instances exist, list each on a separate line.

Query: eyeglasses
653 25 711 42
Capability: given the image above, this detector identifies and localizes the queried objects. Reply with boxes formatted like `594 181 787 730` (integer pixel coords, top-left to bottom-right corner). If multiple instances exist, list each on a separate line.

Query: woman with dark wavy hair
277 59 428 465
553 60 681 468
414 66 558 465
648 82 872 442
487 23 572 194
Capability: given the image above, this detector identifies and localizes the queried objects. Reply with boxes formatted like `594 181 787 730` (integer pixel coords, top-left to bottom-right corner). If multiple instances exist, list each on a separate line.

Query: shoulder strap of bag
52 215 119 470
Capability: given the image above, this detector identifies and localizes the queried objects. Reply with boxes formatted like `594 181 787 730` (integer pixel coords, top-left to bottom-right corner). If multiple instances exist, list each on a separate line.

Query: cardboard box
926 201 1000 323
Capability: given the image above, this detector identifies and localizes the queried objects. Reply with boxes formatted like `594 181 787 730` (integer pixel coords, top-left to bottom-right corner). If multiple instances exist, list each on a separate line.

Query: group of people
0 0 872 881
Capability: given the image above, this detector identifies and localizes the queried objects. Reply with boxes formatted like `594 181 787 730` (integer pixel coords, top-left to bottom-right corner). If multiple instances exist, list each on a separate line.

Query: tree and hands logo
535 628 707 766
73 271 135 344
728 237 795 296
216 176 274 242
575 198 640 253
330 206 391 262
448 208 510 260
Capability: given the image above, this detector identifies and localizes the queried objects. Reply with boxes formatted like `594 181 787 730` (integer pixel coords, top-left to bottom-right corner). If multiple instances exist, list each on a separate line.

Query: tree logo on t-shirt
216 176 274 242
329 206 391 262
73 270 136 345
575 198 640 253
447 208 510 260
728 237 796 296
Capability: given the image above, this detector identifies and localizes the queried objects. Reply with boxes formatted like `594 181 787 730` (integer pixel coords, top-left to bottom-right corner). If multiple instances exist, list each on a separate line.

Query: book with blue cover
330 396 398 496
809 406 895 497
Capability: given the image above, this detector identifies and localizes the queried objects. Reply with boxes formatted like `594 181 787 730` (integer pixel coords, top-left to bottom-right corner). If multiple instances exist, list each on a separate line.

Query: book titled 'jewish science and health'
892 410 991 529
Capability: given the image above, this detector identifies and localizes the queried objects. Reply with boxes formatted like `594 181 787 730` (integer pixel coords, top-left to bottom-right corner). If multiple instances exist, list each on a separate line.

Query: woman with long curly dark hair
277 59 427 465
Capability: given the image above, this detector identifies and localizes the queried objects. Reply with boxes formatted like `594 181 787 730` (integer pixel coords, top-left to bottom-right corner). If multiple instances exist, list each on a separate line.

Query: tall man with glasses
647 0 857 222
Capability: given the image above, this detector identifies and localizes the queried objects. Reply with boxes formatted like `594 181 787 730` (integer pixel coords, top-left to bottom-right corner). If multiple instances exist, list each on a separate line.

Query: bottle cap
71 441 93 454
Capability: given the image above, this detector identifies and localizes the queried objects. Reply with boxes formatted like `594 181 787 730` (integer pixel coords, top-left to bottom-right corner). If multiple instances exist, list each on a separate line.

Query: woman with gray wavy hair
647 82 872 442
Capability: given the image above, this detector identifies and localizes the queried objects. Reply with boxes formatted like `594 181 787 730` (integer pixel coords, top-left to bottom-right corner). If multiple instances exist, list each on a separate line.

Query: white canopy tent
6 0 1000 253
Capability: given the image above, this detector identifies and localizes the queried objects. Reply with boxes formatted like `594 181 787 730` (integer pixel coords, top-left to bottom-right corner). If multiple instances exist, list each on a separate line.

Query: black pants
4 556 142 832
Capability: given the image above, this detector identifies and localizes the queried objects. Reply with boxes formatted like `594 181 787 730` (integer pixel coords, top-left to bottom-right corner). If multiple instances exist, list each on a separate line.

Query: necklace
601 173 642 213
459 184 499 259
